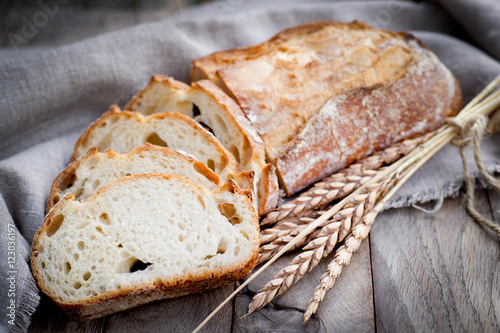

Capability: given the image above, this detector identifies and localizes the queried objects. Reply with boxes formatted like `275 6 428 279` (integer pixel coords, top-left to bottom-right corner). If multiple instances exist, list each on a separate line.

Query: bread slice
191 21 462 195
125 75 193 117
31 174 259 320
126 76 279 215
188 80 279 215
72 105 254 196
46 143 223 213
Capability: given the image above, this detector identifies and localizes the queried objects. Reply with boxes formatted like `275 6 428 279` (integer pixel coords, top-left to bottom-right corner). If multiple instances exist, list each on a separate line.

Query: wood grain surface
28 189 500 332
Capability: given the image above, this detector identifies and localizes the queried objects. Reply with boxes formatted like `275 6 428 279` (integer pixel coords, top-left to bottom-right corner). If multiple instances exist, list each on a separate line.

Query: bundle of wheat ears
193 75 500 332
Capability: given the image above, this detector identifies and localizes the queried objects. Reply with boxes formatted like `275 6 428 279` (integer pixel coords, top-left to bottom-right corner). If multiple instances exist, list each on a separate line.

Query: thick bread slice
31 174 259 320
126 76 279 215
125 75 193 117
72 105 253 195
191 21 462 195
188 80 278 215
46 143 223 213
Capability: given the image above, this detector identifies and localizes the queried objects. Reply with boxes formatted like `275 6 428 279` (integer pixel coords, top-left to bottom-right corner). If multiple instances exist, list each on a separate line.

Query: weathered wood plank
28 296 106 333
371 191 500 333
233 238 375 332
103 283 234 333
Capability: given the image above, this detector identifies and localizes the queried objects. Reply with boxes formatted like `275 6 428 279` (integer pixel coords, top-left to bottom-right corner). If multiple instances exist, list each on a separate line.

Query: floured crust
31 174 259 321
125 74 193 117
192 21 463 196
276 38 463 194
189 80 279 215
46 143 224 213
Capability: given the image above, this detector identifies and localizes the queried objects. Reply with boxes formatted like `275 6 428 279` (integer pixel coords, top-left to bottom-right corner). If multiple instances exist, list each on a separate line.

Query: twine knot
445 111 500 234
447 114 489 148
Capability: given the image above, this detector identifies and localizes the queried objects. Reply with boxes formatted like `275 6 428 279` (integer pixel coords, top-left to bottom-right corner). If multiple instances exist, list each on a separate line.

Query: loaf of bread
46 143 223 212
31 174 259 320
72 104 254 197
191 21 462 195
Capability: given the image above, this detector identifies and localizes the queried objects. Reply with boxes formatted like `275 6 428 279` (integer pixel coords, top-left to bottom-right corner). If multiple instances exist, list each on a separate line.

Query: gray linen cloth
1 0 499 331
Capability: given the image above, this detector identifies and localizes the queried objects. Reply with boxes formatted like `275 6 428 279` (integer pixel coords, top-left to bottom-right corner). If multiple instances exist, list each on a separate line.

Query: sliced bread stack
33 72 266 321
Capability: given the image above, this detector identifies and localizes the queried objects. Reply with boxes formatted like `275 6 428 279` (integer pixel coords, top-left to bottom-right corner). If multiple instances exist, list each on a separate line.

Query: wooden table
28 188 500 332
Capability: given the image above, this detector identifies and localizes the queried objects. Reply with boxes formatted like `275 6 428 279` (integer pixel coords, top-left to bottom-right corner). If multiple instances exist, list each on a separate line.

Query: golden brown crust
46 143 224 213
191 80 266 162
125 74 191 112
32 174 259 321
190 21 373 82
258 163 279 215
276 47 463 195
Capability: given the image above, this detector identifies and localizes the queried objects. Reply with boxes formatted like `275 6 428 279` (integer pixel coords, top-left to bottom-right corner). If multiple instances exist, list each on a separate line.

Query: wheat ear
261 135 429 226
249 178 391 313
302 201 383 323
257 178 389 265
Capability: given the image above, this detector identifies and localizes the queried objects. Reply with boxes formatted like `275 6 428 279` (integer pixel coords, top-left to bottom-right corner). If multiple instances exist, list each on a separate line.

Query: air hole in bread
64 262 71 275
83 272 91 281
95 226 105 235
98 132 114 149
74 183 84 199
198 121 214 135
229 145 241 164
213 114 228 134
52 195 60 204
234 246 240 256
73 282 82 289
207 159 215 172
41 261 46 269
99 213 111 225
92 179 101 190
77 241 85 251
197 195 206 209
217 203 242 225
130 259 152 273
217 238 228 255
145 132 168 147
47 214 64 237
74 253 79 261
241 138 252 166
240 230 250 240
117 243 123 248
178 234 184 242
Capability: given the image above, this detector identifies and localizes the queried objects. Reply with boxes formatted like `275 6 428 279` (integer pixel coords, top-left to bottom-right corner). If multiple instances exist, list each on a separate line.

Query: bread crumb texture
32 174 258 305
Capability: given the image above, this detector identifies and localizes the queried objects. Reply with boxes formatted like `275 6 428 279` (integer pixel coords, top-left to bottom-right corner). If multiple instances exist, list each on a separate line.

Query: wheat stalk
193 76 500 333
257 178 389 264
261 135 429 226
301 79 500 321
249 177 393 313
303 201 384 323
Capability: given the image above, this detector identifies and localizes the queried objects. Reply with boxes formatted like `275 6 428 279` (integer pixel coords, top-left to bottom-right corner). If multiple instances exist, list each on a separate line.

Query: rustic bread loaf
46 143 223 213
31 174 259 320
72 105 254 196
126 75 279 215
191 21 463 195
